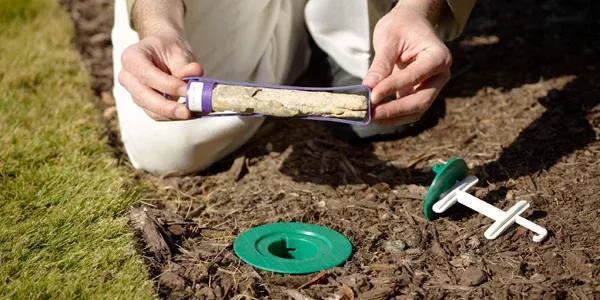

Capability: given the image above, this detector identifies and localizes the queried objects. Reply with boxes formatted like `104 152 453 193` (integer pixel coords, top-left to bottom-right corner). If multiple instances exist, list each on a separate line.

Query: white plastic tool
432 175 548 242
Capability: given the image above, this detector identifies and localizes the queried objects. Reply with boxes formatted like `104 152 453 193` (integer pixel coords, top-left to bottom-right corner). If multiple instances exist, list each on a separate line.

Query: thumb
172 62 203 79
165 61 203 100
170 61 203 100
363 50 396 104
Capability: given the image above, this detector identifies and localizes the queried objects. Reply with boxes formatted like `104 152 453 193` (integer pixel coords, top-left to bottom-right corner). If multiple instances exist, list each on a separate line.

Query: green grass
0 0 156 298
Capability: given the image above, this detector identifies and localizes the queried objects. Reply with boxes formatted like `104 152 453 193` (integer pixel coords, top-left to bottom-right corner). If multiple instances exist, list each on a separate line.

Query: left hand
363 1 452 125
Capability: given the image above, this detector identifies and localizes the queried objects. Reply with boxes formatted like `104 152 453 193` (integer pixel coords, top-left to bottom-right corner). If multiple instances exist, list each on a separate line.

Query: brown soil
61 0 600 299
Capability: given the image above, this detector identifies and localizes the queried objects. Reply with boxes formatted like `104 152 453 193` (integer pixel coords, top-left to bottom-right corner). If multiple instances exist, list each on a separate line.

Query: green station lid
423 157 469 220
233 222 352 274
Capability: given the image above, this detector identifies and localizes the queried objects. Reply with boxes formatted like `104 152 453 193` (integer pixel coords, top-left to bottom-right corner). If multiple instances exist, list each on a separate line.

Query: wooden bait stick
203 84 368 119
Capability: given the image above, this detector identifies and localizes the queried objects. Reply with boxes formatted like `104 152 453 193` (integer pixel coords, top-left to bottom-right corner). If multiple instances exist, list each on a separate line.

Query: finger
372 85 412 105
121 46 189 97
362 42 398 90
119 69 191 120
172 62 203 79
143 108 172 121
395 87 413 100
373 112 423 126
387 65 414 101
166 62 203 101
372 47 450 103
372 71 450 120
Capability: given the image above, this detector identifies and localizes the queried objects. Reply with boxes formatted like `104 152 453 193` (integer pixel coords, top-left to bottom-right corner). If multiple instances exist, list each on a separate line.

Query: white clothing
305 0 396 79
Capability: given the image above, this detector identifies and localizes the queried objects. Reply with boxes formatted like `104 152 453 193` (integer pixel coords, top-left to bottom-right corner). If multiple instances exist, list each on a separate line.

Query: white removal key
433 176 548 242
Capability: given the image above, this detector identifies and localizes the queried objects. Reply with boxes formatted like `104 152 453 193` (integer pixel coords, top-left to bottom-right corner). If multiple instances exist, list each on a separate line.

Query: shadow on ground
444 0 600 184
477 76 599 184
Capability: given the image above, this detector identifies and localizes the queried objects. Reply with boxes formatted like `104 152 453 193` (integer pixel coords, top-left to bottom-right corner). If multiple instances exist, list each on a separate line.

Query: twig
427 284 474 291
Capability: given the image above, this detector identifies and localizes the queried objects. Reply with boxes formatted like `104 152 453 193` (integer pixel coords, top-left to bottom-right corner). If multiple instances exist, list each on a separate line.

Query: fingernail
364 73 381 82
372 93 384 104
175 107 189 119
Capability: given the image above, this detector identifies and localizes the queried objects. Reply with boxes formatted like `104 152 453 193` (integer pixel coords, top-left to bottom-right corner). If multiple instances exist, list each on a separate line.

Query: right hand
118 35 203 121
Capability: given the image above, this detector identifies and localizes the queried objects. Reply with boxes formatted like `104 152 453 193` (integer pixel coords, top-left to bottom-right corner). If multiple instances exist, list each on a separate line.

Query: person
111 0 476 176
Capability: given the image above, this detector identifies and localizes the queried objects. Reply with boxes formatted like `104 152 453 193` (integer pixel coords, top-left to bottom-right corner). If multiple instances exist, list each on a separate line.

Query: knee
118 113 263 176
122 127 208 176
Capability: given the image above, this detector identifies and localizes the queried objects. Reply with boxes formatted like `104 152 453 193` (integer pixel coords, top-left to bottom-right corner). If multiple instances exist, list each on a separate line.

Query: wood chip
101 91 115 105
432 269 452 284
523 175 537 191
186 204 206 219
228 155 246 181
338 273 368 290
460 266 487 286
298 270 328 289
158 271 185 291
128 207 173 263
358 285 395 300
459 35 500 46
285 289 316 300
405 152 435 168
368 264 398 271
428 284 474 291
369 277 395 286
462 133 477 144
89 32 110 44
572 287 592 300
530 273 547 283
510 226 528 241
431 242 448 259
340 284 355 300
102 106 117 119
340 154 361 182
167 224 185 236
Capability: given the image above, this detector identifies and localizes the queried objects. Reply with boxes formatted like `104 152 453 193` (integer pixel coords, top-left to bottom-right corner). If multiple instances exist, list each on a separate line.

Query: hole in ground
267 238 318 260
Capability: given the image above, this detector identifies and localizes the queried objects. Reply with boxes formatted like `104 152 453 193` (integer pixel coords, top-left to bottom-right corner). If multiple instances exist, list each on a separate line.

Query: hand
118 34 203 121
362 2 452 125
117 0 201 121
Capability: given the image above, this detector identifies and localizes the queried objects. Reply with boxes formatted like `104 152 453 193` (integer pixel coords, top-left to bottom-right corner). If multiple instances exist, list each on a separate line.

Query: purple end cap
202 81 215 113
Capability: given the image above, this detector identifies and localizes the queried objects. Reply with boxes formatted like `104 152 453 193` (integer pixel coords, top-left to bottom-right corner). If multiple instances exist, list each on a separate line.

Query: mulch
61 0 600 299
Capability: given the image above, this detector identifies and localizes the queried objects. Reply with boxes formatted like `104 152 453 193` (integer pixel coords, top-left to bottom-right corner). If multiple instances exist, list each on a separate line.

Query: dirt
61 0 600 299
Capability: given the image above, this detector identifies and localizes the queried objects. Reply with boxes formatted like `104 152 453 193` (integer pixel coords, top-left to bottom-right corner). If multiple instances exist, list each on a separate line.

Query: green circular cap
423 158 469 220
233 222 352 274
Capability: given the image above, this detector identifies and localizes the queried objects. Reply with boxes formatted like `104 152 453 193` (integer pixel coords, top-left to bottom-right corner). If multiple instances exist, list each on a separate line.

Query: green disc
233 222 352 274
423 158 469 220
